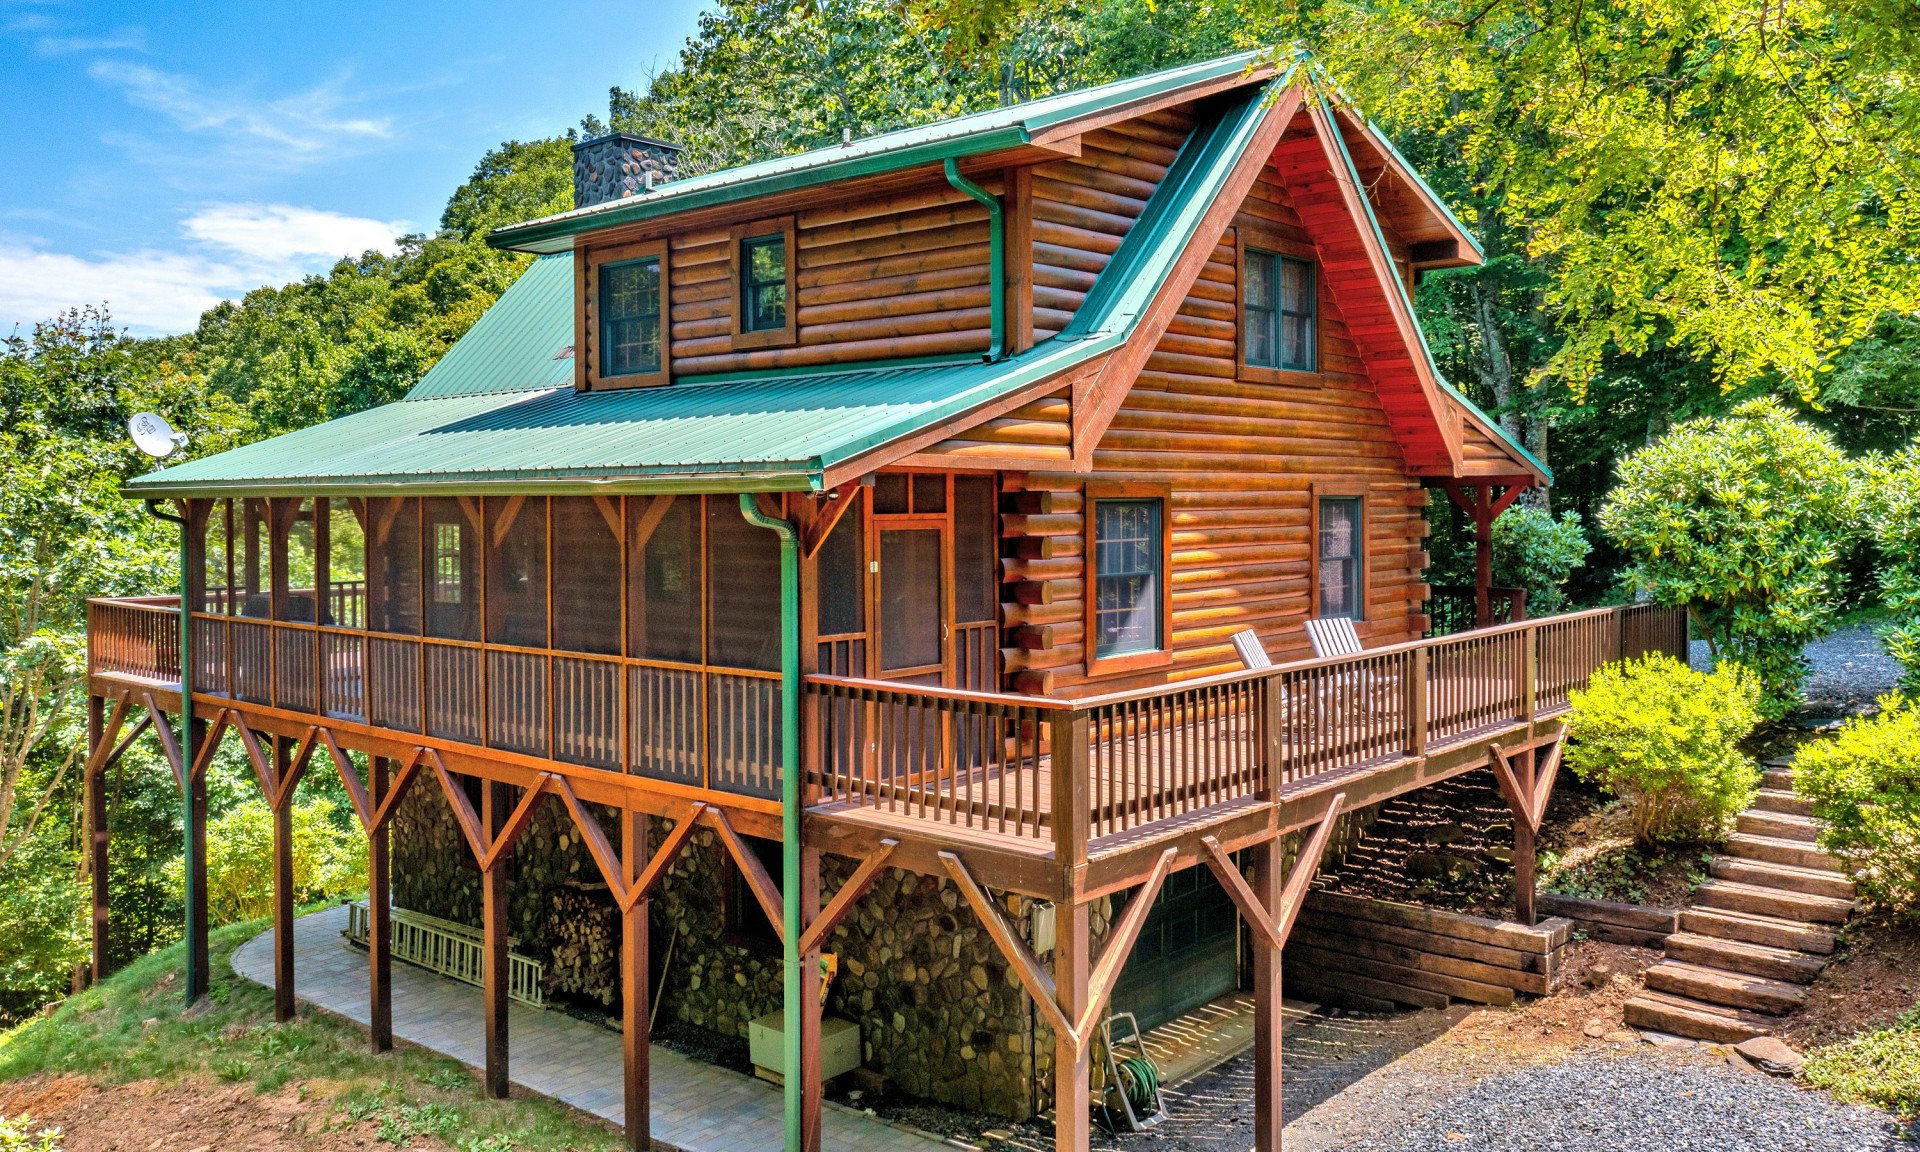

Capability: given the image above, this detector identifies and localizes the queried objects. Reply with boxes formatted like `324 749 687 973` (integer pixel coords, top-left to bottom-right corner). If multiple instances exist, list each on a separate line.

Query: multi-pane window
1317 497 1362 620
432 522 464 604
600 256 662 376
1093 499 1163 658
1245 249 1315 372
741 234 787 332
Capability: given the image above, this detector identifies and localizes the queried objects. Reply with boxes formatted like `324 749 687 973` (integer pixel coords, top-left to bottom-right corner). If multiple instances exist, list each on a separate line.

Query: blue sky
1 0 710 337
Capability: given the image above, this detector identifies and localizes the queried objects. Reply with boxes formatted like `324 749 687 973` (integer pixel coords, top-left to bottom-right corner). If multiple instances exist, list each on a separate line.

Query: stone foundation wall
389 788 1101 1120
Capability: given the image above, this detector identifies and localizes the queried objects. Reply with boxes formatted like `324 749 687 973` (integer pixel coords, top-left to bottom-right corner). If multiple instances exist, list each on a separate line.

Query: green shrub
1563 654 1762 846
1864 448 1920 690
0 1115 61 1152
1802 1012 1920 1116
163 796 366 925
1599 397 1863 718
1794 698 1920 910
1491 506 1591 615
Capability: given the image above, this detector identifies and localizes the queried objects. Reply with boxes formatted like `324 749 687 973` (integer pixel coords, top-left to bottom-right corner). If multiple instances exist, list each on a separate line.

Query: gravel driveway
1690 620 1904 716
1380 1046 1907 1151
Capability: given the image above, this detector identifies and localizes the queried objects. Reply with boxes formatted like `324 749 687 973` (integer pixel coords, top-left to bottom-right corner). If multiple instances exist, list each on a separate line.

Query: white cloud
184 203 406 266
0 204 410 337
88 61 391 159
35 28 146 55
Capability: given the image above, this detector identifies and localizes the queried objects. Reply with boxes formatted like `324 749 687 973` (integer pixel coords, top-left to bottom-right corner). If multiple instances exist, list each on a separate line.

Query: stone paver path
231 905 947 1152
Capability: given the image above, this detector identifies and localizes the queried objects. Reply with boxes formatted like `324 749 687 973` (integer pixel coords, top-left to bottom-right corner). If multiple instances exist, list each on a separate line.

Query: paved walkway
231 905 947 1152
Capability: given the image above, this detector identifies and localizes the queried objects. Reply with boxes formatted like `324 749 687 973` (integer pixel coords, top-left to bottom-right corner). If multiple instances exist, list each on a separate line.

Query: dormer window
602 256 663 376
583 238 669 390
730 216 797 350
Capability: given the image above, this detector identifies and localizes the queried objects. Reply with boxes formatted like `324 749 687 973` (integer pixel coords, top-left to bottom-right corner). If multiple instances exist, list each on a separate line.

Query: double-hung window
1243 247 1315 374
1089 493 1168 667
1316 496 1363 620
730 216 797 349
600 256 663 378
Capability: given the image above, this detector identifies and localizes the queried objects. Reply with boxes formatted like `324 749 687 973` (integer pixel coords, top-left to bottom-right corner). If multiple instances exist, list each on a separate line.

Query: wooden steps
1623 990 1775 1044
1725 831 1839 872
1710 855 1854 901
1642 960 1808 1015
1663 931 1826 984
1622 759 1854 1042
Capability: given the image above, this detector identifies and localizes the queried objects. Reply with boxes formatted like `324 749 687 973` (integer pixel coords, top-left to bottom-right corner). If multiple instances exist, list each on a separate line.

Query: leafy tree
1490 507 1589 615
1862 447 1920 687
1599 397 1861 716
175 795 367 925
1564 654 1761 847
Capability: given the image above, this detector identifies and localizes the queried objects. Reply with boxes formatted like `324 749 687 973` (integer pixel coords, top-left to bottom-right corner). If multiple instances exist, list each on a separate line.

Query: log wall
996 149 1435 697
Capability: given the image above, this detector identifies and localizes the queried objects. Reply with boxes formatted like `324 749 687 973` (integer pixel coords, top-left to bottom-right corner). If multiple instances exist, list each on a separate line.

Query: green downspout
145 499 200 1005
944 159 1004 361
737 494 802 1152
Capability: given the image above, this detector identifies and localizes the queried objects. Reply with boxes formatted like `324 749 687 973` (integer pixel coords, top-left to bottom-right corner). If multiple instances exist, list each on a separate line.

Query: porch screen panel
815 490 866 677
367 636 421 732
487 649 547 756
369 499 421 635
202 498 232 614
706 498 781 672
629 496 701 664
328 500 366 629
953 475 999 693
551 497 621 655
487 496 548 648
554 656 619 769
424 498 479 641
239 499 269 617
879 529 942 672
283 499 318 622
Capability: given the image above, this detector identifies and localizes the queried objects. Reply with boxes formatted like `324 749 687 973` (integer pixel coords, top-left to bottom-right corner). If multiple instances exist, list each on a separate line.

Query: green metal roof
406 252 576 399
125 77 1282 499
488 50 1271 255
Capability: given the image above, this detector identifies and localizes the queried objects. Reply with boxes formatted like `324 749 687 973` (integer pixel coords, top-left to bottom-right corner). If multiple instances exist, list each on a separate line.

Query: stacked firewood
543 886 619 1006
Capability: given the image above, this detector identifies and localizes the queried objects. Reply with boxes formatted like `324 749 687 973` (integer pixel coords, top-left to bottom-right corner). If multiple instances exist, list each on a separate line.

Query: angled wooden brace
1075 846 1179 1050
189 709 233 787
798 839 898 956
938 850 1078 1050
268 727 318 809
140 692 187 793
1488 739 1563 835
800 482 863 561
710 808 784 944
1202 790 1347 953
429 750 551 873
553 777 706 913
320 734 423 835
85 695 133 779
233 720 278 804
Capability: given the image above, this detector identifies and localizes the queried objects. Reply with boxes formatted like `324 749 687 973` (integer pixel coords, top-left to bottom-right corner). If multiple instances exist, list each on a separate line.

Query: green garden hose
1115 1054 1160 1111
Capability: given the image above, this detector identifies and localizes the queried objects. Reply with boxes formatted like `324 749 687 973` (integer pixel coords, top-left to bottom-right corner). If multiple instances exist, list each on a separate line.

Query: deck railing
804 603 1687 850
1425 585 1527 637
89 595 1688 848
86 598 781 801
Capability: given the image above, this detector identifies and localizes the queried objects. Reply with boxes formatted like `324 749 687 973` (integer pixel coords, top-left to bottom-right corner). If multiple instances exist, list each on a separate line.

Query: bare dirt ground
1783 909 1920 1049
0 1073 455 1152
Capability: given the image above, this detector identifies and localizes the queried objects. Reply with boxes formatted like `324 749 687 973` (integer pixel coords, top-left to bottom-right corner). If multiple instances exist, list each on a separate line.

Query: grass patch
0 909 621 1151
1804 1011 1920 1117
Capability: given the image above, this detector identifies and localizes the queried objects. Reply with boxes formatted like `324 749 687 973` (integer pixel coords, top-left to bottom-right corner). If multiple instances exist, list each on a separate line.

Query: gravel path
1689 620 1903 716
1379 1046 1907 1151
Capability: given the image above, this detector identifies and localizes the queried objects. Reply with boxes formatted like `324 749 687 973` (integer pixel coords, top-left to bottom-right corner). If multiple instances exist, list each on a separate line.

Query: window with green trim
740 234 787 333
1245 249 1315 372
600 256 662 376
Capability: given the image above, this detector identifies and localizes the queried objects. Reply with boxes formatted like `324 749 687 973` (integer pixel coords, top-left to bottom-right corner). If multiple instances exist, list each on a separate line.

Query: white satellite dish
128 412 189 459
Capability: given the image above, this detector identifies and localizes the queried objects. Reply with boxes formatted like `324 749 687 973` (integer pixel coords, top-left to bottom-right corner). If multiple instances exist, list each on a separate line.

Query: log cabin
87 50 1686 1152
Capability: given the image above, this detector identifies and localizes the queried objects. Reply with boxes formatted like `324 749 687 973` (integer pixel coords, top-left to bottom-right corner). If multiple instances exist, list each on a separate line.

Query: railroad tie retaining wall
1283 890 1571 1012
1536 893 1680 949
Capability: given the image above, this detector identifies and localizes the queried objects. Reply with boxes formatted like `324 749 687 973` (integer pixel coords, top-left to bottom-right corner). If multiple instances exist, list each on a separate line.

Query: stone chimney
571 134 683 210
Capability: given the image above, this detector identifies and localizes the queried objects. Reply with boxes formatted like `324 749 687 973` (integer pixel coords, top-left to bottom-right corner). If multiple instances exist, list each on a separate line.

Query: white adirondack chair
1229 628 1271 670
1304 616 1364 660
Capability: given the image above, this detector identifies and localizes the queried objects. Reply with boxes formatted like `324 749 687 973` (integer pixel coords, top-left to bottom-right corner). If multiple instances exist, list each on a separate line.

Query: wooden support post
1251 835 1283 1152
1489 739 1563 928
1474 484 1493 629
1053 901 1090 1152
800 845 823 1152
273 735 296 1022
483 779 511 1099
369 755 393 1053
87 695 109 987
621 809 649 1151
